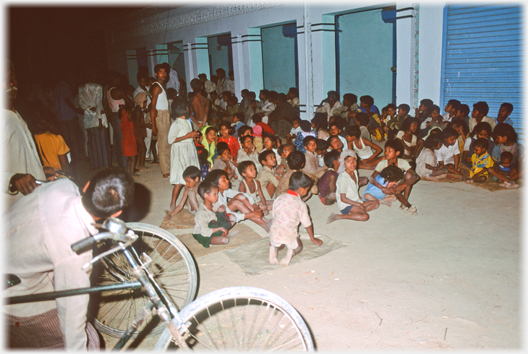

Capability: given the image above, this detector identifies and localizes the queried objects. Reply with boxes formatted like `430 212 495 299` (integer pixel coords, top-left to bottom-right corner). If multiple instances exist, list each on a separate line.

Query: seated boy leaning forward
369 139 420 215
164 166 202 221
192 181 237 248
327 150 380 223
318 150 340 205
269 171 323 266
363 165 404 207
6 168 135 350
488 151 520 188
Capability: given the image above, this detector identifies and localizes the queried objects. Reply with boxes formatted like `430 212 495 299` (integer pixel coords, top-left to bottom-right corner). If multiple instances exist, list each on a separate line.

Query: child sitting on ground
239 160 273 215
462 122 493 167
237 135 260 171
489 151 520 188
192 181 237 248
345 125 383 170
435 127 463 178
363 165 404 207
269 171 323 266
165 166 202 221
415 134 446 181
327 150 380 223
293 120 317 153
212 141 237 181
491 123 523 174
396 117 424 162
316 139 329 168
278 143 295 167
205 169 270 231
262 134 283 173
275 151 319 198
218 120 240 158
461 137 494 184
317 150 340 205
370 139 420 215
256 150 282 199
303 136 327 178
327 135 344 154
252 125 264 153
287 117 302 143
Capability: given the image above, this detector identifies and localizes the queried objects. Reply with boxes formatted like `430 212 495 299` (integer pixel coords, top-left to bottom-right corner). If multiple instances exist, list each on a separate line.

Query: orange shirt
34 132 70 170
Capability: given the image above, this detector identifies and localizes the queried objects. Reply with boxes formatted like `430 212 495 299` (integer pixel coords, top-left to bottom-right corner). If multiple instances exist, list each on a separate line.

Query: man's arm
150 85 161 135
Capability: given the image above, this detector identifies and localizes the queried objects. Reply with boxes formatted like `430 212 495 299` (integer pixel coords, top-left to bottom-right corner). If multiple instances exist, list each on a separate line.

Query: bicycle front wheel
93 222 198 338
154 286 314 351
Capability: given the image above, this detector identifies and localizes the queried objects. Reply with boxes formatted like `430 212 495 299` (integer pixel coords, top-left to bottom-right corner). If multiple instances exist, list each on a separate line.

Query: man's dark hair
287 151 306 170
238 160 256 175
82 169 135 218
473 101 489 116
154 64 165 73
500 102 514 113
258 149 275 165
420 99 434 108
170 96 189 119
360 95 374 106
198 181 217 199
289 171 313 191
182 166 201 180
324 150 340 168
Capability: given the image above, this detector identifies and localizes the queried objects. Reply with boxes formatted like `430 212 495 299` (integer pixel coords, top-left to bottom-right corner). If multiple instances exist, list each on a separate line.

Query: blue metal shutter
441 5 523 136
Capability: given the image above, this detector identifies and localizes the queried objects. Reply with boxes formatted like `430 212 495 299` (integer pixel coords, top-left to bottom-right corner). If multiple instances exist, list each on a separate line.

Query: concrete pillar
395 5 416 106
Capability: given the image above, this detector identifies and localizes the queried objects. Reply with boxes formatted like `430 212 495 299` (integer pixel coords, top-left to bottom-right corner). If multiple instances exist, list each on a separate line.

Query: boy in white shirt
435 127 462 177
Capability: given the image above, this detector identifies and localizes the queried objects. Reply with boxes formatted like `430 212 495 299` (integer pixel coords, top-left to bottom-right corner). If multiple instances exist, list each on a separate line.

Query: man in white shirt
316 90 343 120
442 99 460 123
165 63 181 95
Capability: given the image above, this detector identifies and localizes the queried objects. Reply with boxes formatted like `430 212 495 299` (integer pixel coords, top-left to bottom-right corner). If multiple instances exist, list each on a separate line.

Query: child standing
31 119 72 176
317 150 340 205
327 150 380 223
345 125 383 169
132 91 151 172
370 139 420 215
269 171 323 266
363 165 404 206
168 97 201 210
239 160 273 214
256 150 281 199
192 181 236 248
164 166 202 221
119 107 138 176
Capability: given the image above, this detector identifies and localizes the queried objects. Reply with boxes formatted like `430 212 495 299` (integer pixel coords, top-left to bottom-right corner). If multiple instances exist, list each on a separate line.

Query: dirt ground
95 157 521 351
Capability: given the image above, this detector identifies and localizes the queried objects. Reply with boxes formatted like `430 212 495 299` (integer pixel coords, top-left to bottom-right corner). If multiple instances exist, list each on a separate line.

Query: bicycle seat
5 274 21 289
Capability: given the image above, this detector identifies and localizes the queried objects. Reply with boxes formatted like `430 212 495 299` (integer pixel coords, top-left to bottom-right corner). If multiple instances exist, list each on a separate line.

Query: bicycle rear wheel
92 222 198 338
154 286 314 351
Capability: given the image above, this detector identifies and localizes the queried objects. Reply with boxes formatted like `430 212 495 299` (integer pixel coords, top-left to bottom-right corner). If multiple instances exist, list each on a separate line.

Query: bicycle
6 217 315 351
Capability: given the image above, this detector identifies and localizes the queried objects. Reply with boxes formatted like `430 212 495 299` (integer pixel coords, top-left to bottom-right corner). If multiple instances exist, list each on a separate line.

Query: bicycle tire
154 286 314 351
92 222 198 338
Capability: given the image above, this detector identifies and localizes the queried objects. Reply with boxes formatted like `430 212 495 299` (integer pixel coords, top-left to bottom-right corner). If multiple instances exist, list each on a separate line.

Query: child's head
219 121 231 138
292 117 301 129
359 95 374 109
251 113 263 124
456 104 470 119
328 135 343 151
210 91 218 101
303 135 317 153
419 99 434 113
311 113 328 131
493 123 518 144
287 151 306 170
259 149 277 168
287 87 298 99
118 106 132 120
182 166 201 186
190 78 203 92
288 171 313 197
263 134 277 150
424 134 443 151
204 126 217 143
198 181 219 203
328 121 343 136
342 151 358 172
279 143 295 159
216 141 231 159
204 169 229 191
471 122 492 139
379 165 404 186
343 93 357 107
384 139 404 160
451 119 469 137
252 125 263 137
499 102 514 119
170 96 189 119
500 151 514 166
259 89 269 102
238 160 257 178
238 125 253 137
473 138 489 156
346 125 361 141
240 135 254 149
397 104 410 117
431 105 441 119
316 139 329 155
386 103 397 117
400 117 420 134
442 127 459 146
472 101 489 118
233 112 244 123
300 120 312 133
324 150 341 169
356 112 369 127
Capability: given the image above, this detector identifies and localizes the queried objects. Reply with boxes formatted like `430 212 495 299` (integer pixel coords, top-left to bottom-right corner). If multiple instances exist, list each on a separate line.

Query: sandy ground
101 160 521 351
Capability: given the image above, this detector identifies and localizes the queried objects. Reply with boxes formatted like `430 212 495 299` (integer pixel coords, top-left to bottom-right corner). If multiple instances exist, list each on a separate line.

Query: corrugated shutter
441 5 523 137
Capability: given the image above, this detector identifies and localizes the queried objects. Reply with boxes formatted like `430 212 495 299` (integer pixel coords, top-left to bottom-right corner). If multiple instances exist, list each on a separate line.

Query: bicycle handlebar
71 231 137 255
71 236 98 254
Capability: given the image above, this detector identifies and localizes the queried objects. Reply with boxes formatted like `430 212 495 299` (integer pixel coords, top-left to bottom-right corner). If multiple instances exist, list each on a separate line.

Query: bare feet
162 173 170 178
465 179 474 184
326 213 338 224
